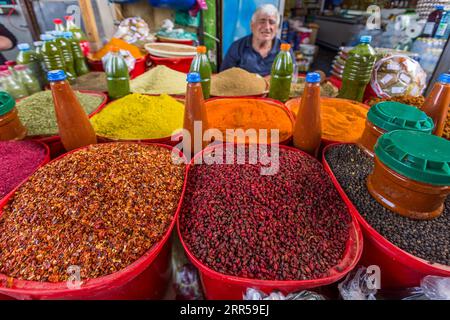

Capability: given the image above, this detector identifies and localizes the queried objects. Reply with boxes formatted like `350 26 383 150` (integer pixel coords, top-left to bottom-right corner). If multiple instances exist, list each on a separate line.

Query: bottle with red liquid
183 72 208 156
422 5 445 37
421 73 450 137
293 72 322 157
48 70 97 151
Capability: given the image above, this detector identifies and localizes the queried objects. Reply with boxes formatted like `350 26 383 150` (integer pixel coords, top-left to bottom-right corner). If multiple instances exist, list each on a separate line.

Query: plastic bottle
422 5 445 37
292 72 322 157
105 46 130 100
435 10 450 39
269 43 294 102
54 31 77 82
65 15 90 56
48 70 97 151
41 34 66 73
5 60 18 79
338 35 376 102
53 18 65 32
64 32 89 76
0 91 27 140
16 43 44 88
183 72 208 156
33 40 47 85
0 70 29 99
421 73 450 137
189 46 212 99
14 65 41 95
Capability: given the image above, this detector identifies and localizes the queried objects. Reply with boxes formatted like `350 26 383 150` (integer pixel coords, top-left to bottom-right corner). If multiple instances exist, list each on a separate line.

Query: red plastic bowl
322 143 450 289
0 142 188 300
87 55 148 80
177 143 363 300
148 55 194 74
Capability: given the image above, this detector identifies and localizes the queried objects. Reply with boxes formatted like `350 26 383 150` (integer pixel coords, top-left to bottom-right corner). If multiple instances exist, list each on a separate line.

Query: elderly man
220 4 294 76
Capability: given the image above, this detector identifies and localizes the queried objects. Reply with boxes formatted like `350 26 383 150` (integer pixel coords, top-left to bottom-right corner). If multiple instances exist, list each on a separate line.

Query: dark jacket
0 23 17 65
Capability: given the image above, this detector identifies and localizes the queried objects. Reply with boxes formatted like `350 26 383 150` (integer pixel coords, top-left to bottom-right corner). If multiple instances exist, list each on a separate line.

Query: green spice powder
17 91 103 136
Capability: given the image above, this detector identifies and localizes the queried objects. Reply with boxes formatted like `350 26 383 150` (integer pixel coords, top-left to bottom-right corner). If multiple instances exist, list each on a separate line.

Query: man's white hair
251 4 280 25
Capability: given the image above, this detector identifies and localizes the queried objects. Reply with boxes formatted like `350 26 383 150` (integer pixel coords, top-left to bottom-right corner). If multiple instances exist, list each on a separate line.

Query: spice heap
17 91 103 136
367 95 425 108
288 98 368 143
211 68 267 97
444 112 450 140
0 141 47 199
91 93 184 140
90 38 145 61
180 146 351 280
130 65 186 95
0 143 185 282
325 144 450 266
290 79 338 98
71 72 108 92
205 99 293 143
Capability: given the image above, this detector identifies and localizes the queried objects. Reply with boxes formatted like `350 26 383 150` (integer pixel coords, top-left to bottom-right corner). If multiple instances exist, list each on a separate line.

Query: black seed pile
325 144 450 266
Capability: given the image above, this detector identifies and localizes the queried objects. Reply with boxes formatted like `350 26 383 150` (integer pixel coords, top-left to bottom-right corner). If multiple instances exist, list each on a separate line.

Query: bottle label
435 23 448 37
423 22 435 36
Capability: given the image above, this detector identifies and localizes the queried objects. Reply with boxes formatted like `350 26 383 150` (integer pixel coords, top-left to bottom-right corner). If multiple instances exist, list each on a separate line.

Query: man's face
251 13 278 42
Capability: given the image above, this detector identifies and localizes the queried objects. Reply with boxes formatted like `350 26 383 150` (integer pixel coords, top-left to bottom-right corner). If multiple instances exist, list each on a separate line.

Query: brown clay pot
367 157 450 220
358 119 384 157
0 107 27 141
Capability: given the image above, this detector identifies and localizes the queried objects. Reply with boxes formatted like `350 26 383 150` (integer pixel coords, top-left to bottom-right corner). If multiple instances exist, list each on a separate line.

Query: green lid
375 130 450 185
368 101 434 133
0 91 15 116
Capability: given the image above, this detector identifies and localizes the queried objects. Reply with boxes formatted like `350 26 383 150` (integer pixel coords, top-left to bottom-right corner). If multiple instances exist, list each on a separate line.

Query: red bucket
322 143 450 289
178 143 363 300
0 142 188 300
148 55 194 74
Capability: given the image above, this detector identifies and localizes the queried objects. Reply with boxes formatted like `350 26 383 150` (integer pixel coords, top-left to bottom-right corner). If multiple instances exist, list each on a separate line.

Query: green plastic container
54 31 77 82
189 46 212 99
368 101 434 133
375 130 450 185
268 43 293 103
338 36 376 102
64 32 89 76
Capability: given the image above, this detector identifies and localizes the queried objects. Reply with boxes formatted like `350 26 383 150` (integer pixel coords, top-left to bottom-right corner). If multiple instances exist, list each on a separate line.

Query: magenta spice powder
180 146 351 281
0 141 47 198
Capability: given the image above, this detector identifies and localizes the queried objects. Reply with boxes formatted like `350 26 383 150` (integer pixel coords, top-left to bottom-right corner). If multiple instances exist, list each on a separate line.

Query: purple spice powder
0 141 47 198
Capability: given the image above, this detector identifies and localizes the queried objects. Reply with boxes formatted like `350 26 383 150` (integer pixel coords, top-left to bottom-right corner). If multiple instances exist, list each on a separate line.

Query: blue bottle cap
187 72 201 83
41 34 54 41
360 35 372 44
54 31 64 37
18 43 30 51
63 31 73 38
33 41 43 47
438 73 450 84
305 72 321 83
47 70 67 82
436 5 445 10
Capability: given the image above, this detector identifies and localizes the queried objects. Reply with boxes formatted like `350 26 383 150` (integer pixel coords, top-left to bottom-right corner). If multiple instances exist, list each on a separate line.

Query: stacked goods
205 98 293 144
91 94 184 140
210 68 267 97
325 144 449 266
0 143 185 282
0 141 48 198
130 66 187 95
16 91 104 136
180 146 352 280
286 98 368 143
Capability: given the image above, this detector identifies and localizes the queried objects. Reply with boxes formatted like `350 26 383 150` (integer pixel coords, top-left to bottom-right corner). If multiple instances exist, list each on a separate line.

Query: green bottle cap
375 130 450 186
0 91 15 116
367 101 434 133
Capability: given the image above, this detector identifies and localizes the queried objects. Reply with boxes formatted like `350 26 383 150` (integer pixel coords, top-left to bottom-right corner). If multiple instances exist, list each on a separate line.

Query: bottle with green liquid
189 46 212 99
269 43 294 102
54 31 77 83
338 35 376 102
40 34 66 74
105 46 130 100
64 32 89 76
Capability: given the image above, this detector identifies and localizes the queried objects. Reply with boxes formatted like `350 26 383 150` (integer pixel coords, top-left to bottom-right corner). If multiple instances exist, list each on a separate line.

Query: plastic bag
174 263 203 300
243 288 326 300
338 267 377 300
403 276 450 300
114 17 154 44
370 54 427 98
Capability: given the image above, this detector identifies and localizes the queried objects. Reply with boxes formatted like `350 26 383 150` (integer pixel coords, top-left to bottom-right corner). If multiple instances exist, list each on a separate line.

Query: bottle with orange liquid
421 73 450 137
293 72 322 157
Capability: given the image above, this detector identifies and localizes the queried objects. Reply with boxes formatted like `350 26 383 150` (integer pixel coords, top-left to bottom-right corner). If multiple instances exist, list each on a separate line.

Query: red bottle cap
5 60 16 67
0 65 8 71
53 18 63 24
65 15 74 21
13 64 27 71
